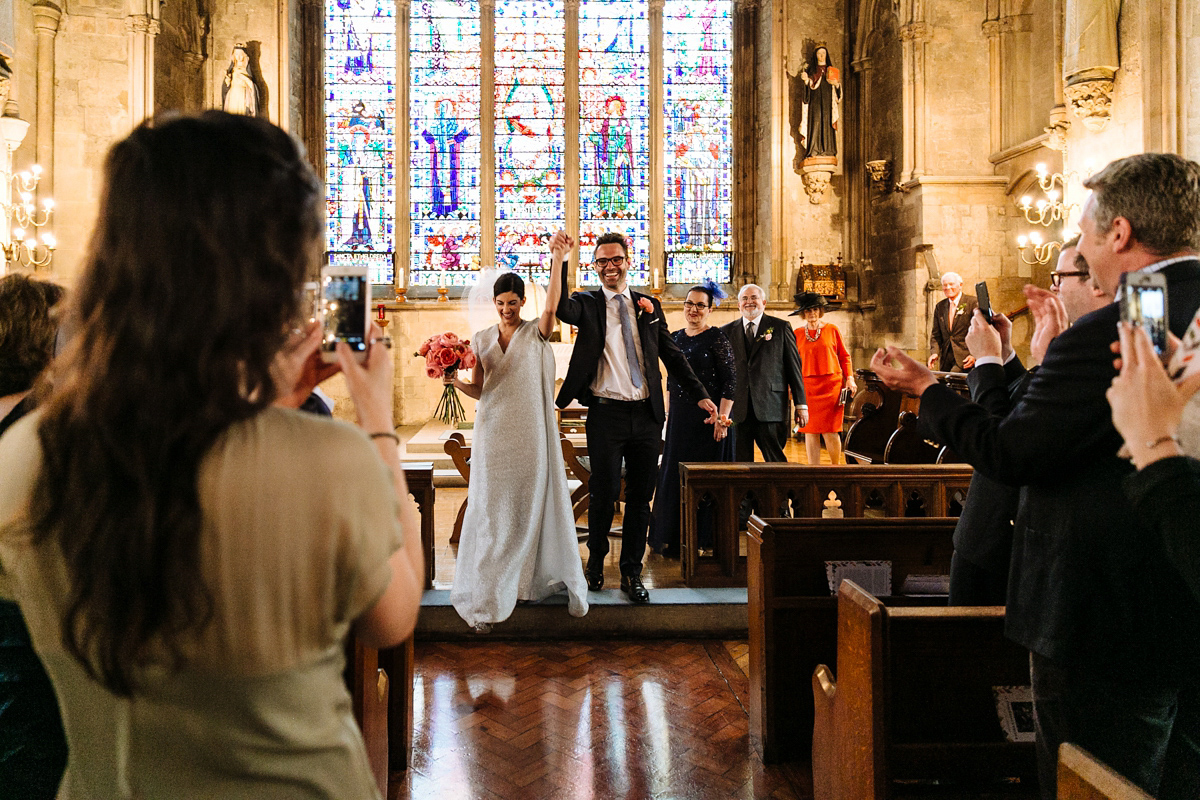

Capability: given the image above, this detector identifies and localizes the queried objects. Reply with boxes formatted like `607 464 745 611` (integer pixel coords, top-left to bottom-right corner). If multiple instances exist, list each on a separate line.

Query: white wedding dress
451 319 589 627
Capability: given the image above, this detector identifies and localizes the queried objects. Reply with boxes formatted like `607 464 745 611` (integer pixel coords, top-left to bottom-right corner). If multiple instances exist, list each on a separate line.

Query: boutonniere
636 296 655 319
757 326 774 342
955 303 966 315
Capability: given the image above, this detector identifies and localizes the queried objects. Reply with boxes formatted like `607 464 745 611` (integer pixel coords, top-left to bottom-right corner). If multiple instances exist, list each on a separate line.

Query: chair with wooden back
444 432 471 544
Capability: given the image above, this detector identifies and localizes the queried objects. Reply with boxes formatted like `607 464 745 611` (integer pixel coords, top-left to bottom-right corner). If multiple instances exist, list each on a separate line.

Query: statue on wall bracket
222 42 264 118
1062 0 1120 132
789 44 841 204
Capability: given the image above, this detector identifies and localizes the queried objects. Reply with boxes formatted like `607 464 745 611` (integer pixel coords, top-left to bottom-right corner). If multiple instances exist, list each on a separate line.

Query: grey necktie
745 321 755 345
616 295 643 389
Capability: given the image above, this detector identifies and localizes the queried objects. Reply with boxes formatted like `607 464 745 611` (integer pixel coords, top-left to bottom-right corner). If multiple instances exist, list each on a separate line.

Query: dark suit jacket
555 264 708 424
719 314 806 424
951 357 1031 573
930 294 978 371
917 258 1200 674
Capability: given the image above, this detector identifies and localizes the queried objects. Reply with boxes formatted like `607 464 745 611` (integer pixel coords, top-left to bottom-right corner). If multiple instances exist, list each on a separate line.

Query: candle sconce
1016 231 1061 266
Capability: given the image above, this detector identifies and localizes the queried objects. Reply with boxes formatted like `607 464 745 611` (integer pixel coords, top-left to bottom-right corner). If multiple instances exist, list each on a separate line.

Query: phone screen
1124 284 1168 354
322 273 368 353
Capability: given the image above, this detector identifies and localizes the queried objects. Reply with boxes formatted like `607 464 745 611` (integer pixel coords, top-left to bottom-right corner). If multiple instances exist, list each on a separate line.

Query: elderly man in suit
720 284 808 463
555 231 717 603
870 153 1200 800
928 272 978 372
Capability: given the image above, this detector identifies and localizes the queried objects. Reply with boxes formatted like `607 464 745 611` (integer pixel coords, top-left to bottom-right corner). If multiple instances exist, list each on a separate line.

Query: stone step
415 588 748 641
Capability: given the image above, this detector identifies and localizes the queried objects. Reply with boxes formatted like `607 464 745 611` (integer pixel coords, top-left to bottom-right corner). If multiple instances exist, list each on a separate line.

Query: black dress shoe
585 568 604 591
620 574 650 604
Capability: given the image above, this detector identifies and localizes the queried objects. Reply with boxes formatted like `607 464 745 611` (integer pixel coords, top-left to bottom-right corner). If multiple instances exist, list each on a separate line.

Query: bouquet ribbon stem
434 371 467 426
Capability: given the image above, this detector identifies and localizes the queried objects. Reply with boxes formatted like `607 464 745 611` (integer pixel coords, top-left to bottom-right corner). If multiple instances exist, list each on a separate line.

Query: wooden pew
1058 743 1155 800
843 369 969 465
681 464 972 587
347 635 417 786
402 462 436 589
746 515 957 763
811 581 1037 800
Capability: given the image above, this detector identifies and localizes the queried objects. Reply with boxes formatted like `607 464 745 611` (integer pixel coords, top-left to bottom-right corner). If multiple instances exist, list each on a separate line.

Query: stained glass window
328 0 734 289
493 0 565 284
325 0 397 285
578 0 649 287
408 0 483 287
663 0 732 284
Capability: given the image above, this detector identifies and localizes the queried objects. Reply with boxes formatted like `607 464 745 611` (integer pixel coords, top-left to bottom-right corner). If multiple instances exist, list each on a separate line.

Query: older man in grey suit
720 284 807 462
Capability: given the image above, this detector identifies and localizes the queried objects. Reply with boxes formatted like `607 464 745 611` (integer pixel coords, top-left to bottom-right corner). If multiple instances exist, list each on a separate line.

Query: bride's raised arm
542 230 574 340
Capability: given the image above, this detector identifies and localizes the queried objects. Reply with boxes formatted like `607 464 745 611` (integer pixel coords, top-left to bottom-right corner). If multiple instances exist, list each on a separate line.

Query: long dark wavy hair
30 112 321 695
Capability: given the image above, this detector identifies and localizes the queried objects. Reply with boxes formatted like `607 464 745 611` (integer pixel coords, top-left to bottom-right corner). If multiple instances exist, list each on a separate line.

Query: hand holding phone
1120 272 1169 355
320 264 371 364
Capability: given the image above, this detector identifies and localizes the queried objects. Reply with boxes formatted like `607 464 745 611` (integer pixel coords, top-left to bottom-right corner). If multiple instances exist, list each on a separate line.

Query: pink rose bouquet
414 332 476 425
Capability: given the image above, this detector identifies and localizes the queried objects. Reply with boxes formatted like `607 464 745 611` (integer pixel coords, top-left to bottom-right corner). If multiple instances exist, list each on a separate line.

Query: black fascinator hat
789 291 828 316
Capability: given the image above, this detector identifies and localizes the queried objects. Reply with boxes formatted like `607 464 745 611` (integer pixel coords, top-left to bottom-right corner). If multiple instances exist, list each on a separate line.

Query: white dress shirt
741 311 765 341
590 286 650 401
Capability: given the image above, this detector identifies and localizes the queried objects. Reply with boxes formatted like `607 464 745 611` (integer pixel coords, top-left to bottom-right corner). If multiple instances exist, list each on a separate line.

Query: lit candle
652 269 660 290
1017 235 1028 247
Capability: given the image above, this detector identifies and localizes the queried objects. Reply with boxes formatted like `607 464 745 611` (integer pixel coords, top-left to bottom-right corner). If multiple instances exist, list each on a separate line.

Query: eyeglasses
1050 270 1089 287
593 256 626 268
683 301 709 310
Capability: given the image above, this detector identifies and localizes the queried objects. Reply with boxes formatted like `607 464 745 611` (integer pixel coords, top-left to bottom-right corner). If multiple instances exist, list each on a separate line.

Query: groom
554 231 717 603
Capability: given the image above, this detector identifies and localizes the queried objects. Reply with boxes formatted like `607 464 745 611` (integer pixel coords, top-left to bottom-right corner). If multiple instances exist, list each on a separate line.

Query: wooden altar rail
402 463 436 590
679 464 974 588
746 515 958 763
811 581 1037 800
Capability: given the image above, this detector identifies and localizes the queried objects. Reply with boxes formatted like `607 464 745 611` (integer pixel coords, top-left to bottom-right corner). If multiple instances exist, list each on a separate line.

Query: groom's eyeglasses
1050 269 1089 287
682 301 709 310
593 256 626 268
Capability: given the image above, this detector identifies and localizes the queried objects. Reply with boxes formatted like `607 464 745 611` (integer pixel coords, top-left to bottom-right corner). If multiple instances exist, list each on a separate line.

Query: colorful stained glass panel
409 0 483 286
578 0 649 287
493 0 565 284
326 0 397 284
663 0 732 283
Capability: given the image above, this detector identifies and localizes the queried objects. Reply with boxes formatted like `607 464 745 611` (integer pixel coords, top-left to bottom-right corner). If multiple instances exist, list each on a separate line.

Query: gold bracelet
370 431 400 444
1144 434 1180 450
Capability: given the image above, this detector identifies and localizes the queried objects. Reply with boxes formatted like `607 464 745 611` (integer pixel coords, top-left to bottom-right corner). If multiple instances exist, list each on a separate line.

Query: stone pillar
731 0 759 286
850 55 872 268
128 0 162 128
32 2 61 189
479 0 495 270
648 0 664 289
982 16 1003 155
898 22 930 181
564 0 580 289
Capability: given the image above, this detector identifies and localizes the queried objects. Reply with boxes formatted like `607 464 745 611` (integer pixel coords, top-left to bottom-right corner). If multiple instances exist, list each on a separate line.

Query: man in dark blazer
870 153 1200 799
928 271 978 372
719 284 807 462
555 231 717 603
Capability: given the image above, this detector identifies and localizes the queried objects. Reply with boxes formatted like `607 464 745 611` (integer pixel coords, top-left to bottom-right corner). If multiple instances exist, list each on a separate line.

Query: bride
449 232 589 631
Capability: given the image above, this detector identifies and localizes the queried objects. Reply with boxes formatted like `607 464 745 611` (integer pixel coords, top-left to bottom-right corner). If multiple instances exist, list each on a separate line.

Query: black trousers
584 401 661 577
733 405 788 463
1031 652 1200 800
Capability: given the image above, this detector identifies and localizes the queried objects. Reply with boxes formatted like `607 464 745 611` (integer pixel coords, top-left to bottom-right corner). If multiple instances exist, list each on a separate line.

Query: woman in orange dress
791 292 856 464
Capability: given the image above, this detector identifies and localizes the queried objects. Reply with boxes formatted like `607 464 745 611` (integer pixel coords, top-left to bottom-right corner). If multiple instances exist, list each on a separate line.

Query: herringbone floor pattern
390 640 809 800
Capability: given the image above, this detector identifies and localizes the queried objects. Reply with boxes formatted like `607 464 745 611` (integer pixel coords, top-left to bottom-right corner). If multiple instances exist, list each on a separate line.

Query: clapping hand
870 346 939 397
1026 284 1069 367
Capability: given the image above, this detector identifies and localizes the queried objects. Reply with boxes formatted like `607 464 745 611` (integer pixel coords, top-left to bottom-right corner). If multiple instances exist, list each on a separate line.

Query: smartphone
1120 271 1169 354
975 281 993 322
320 264 370 363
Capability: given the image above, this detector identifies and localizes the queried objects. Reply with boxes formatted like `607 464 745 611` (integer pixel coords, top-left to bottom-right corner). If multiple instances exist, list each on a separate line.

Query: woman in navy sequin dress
649 284 737 558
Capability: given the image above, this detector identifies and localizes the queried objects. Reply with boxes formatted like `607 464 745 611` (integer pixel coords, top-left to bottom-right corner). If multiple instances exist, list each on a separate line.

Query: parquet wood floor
389 640 812 800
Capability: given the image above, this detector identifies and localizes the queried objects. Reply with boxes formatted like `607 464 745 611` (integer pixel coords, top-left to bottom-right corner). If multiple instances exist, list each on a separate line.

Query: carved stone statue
222 43 259 117
793 46 842 165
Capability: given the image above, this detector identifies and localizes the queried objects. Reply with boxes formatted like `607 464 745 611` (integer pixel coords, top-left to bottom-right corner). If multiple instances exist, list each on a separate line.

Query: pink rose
426 365 443 379
439 331 460 346
418 340 431 357
460 351 477 369
437 348 459 367
637 297 654 315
